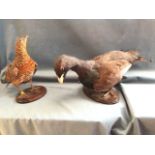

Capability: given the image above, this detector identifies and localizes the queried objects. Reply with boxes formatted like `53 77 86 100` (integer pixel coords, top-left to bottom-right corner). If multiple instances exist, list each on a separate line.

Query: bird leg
14 84 26 96
29 79 37 93
29 79 33 90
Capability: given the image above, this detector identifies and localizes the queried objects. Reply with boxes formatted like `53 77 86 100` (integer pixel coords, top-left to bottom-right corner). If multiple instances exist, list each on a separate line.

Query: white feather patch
121 63 132 76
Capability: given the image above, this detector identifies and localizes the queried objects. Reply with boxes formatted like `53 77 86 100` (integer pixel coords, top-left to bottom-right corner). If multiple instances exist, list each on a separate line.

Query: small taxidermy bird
1 36 37 96
54 50 145 104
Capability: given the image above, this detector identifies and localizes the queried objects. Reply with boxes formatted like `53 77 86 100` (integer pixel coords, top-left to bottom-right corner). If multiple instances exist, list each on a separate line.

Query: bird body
54 50 144 104
1 36 37 95
93 59 131 92
5 58 37 86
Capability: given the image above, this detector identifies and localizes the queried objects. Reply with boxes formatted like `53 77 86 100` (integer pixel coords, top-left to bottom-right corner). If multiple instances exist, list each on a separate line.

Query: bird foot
83 87 120 104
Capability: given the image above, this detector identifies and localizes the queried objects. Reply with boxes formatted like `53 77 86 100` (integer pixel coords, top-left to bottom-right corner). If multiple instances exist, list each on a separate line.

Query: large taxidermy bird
1 36 37 96
54 50 145 104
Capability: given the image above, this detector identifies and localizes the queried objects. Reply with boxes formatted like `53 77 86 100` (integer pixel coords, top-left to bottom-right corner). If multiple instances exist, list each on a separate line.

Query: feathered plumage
1 36 37 95
54 50 144 104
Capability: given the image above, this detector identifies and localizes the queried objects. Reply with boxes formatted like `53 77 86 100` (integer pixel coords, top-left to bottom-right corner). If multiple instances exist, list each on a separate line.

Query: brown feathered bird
54 50 145 104
1 36 37 96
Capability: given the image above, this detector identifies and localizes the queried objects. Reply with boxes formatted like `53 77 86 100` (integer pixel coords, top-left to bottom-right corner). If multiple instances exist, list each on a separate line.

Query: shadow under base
83 87 119 104
16 86 47 104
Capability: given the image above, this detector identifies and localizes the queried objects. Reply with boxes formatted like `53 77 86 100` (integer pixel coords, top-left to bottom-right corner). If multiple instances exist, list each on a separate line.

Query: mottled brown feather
93 60 131 91
55 50 144 93
5 36 37 86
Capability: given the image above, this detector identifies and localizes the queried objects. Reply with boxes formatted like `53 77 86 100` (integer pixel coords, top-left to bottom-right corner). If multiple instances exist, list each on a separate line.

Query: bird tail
15 35 29 54
135 56 146 62
127 50 149 63
134 55 152 63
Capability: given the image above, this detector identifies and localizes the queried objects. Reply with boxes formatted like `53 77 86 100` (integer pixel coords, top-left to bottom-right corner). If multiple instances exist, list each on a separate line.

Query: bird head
54 55 71 84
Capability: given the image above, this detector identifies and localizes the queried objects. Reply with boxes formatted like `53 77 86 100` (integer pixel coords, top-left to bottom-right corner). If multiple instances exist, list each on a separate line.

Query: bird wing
93 60 131 92
2 64 19 84
94 50 129 62
13 60 37 85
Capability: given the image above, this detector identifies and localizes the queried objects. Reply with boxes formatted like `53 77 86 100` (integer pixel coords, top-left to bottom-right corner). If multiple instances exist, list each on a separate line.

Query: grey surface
0 80 131 135
121 83 155 134
1 70 155 135
0 19 155 70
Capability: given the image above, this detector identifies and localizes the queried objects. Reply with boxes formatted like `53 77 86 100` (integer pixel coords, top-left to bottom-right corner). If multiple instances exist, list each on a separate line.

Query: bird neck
71 59 95 78
62 55 93 77
65 56 81 69
70 59 97 89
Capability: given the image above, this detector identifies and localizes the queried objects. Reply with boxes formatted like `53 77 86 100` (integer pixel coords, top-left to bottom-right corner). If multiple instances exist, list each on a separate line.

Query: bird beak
57 74 64 84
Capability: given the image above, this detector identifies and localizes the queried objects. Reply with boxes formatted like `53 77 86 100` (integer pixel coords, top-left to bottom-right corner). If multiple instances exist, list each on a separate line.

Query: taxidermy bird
54 50 145 104
1 36 37 96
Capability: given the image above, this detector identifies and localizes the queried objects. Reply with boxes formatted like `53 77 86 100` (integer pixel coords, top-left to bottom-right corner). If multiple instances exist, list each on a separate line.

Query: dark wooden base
83 87 119 104
16 86 47 104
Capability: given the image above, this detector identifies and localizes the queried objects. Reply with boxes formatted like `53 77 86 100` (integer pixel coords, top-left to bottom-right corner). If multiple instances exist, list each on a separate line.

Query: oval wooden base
83 87 119 104
16 86 47 104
